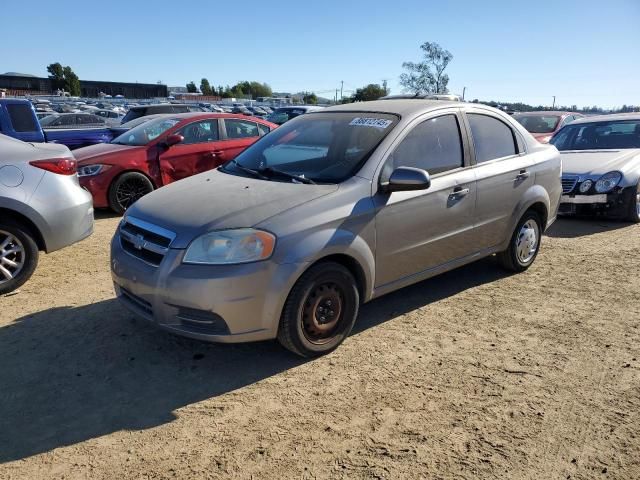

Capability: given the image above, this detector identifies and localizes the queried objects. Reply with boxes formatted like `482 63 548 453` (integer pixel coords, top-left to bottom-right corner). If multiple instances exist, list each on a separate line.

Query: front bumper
559 187 633 217
110 232 306 343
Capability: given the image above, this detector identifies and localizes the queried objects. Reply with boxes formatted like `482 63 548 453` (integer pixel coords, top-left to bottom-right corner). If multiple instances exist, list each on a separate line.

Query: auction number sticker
349 117 393 129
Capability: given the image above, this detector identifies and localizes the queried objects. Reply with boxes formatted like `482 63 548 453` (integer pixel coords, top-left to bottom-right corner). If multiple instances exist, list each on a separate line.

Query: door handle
450 186 470 198
515 169 530 181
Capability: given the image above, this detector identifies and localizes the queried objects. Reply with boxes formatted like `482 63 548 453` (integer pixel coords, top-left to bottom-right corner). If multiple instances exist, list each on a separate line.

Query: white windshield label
349 117 393 129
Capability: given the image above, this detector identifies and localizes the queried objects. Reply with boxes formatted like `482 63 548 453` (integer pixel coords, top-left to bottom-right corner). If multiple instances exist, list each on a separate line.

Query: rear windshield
7 103 39 132
111 117 180 146
121 108 145 123
513 114 561 134
551 120 640 150
223 112 398 183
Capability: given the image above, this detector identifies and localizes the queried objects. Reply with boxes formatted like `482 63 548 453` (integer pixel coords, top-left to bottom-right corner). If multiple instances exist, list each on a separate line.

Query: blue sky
2 0 638 107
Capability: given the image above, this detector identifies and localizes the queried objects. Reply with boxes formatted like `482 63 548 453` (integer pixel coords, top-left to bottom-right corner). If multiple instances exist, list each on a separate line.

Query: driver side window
384 114 463 180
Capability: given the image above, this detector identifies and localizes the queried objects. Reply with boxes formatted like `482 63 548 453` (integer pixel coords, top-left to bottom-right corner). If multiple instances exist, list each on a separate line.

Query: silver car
551 113 640 222
0 134 94 294
110 100 561 357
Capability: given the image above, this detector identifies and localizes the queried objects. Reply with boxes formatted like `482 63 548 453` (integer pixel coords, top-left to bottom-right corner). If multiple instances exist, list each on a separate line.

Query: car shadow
0 258 509 463
94 209 122 220
545 217 632 239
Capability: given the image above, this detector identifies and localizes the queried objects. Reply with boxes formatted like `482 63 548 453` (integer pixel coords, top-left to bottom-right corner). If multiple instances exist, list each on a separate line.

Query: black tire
108 171 154 214
277 262 360 357
497 210 543 273
625 183 640 223
0 220 39 295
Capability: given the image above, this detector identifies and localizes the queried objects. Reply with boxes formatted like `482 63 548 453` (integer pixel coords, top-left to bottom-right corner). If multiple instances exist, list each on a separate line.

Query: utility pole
382 79 388 95
462 86 466 101
335 89 339 103
340 80 344 101
552 96 556 109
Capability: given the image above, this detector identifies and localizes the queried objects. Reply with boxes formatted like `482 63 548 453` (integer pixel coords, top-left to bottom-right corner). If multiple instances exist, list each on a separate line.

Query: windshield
513 114 561 133
222 112 398 183
111 117 180 146
550 120 640 151
39 115 61 126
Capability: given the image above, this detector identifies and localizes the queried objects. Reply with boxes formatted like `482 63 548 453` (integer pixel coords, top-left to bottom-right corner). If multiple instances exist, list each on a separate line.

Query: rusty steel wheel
278 262 360 357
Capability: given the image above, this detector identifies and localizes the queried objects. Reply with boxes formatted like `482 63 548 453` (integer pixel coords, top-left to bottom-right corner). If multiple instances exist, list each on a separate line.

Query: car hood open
561 149 640 176
125 169 339 248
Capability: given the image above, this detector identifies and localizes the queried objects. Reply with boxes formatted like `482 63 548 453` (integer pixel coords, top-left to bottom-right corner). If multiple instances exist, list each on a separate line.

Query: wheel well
0 208 45 251
310 254 367 300
528 202 548 230
110 170 157 191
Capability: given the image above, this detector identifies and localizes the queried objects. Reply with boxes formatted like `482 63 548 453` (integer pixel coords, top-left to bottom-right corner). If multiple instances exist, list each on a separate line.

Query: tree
232 81 273 99
302 92 317 104
352 83 387 102
400 42 453 95
200 78 213 96
186 81 198 93
63 66 81 96
47 62 65 91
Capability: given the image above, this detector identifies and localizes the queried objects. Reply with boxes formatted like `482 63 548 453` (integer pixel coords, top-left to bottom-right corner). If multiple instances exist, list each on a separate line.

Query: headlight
579 179 593 193
595 171 622 193
78 164 110 177
183 229 276 265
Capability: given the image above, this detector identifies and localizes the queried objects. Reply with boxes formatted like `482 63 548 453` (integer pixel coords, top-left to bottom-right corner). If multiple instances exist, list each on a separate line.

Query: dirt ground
1 213 639 480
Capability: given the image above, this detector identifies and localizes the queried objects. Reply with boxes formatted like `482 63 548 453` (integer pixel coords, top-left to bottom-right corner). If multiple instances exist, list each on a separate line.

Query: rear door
157 118 224 184
465 110 534 249
219 118 262 160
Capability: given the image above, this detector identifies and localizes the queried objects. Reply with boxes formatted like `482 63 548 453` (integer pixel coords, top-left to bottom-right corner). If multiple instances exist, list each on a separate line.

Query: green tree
62 66 81 96
352 83 387 102
186 81 198 93
46 62 65 91
232 81 273 99
200 78 213 96
400 42 453 95
302 92 317 104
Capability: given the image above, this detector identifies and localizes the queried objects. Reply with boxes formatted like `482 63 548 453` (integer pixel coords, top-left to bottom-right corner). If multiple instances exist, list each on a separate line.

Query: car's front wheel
497 210 543 272
625 182 640 223
0 221 39 295
108 171 155 214
278 262 360 357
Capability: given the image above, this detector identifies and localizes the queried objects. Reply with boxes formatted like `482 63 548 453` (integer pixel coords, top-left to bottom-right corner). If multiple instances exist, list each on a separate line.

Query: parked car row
3 99 639 358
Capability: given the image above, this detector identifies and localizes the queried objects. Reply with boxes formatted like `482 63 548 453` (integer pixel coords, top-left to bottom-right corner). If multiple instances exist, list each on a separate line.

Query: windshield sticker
349 117 393 129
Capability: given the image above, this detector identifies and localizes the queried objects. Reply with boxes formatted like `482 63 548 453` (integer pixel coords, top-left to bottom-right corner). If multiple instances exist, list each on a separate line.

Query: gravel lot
1 214 639 479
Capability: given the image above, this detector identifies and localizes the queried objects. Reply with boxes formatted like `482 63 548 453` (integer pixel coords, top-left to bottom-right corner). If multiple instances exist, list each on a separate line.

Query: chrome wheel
301 283 344 345
0 230 26 284
515 219 539 265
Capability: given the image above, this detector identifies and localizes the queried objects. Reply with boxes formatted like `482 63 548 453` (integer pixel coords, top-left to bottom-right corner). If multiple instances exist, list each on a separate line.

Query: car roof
150 112 277 124
569 112 640 124
512 111 577 116
323 99 462 116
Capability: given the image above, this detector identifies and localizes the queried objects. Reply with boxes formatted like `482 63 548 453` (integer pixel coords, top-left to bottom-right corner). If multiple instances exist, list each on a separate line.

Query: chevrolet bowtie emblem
132 234 146 250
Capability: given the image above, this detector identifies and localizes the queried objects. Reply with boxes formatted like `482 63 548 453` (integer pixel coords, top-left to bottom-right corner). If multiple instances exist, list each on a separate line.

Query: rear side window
258 123 270 136
7 104 38 132
225 119 259 139
389 114 463 175
468 114 517 163
172 106 189 113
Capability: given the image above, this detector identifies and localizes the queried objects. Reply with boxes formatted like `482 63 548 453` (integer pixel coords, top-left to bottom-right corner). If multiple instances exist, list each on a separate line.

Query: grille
119 216 176 267
561 175 579 194
120 287 153 317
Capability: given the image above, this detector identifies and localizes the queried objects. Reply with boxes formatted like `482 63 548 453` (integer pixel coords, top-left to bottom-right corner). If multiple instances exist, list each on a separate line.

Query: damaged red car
75 113 277 213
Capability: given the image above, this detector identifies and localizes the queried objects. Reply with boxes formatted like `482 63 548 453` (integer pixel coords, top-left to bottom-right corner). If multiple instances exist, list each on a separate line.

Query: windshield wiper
228 159 269 180
258 166 316 185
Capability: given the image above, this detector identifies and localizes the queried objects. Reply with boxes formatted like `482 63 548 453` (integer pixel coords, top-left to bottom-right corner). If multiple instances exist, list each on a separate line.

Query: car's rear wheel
0 221 39 295
277 262 359 357
108 172 154 214
497 210 542 272
625 182 640 223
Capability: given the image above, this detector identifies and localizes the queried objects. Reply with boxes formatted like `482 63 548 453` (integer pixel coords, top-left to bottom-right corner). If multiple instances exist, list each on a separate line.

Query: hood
74 142 141 164
126 169 339 248
561 149 640 176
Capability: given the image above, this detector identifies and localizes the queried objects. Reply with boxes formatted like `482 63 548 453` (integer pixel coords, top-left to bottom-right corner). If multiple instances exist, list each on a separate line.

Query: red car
75 113 277 213
512 111 584 143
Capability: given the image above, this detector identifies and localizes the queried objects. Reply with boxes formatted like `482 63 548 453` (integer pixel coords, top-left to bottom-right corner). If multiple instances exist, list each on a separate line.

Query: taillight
30 158 77 175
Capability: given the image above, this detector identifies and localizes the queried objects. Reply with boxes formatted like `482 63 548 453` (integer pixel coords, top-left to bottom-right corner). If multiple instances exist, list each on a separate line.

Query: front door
374 112 477 288
158 118 224 185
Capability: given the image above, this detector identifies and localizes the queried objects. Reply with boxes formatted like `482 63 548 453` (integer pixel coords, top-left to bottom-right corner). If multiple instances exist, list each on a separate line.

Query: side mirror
384 167 431 192
165 134 184 147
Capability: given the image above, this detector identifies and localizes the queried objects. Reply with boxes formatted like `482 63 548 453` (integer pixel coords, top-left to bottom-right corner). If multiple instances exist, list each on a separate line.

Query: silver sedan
0 134 94 294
